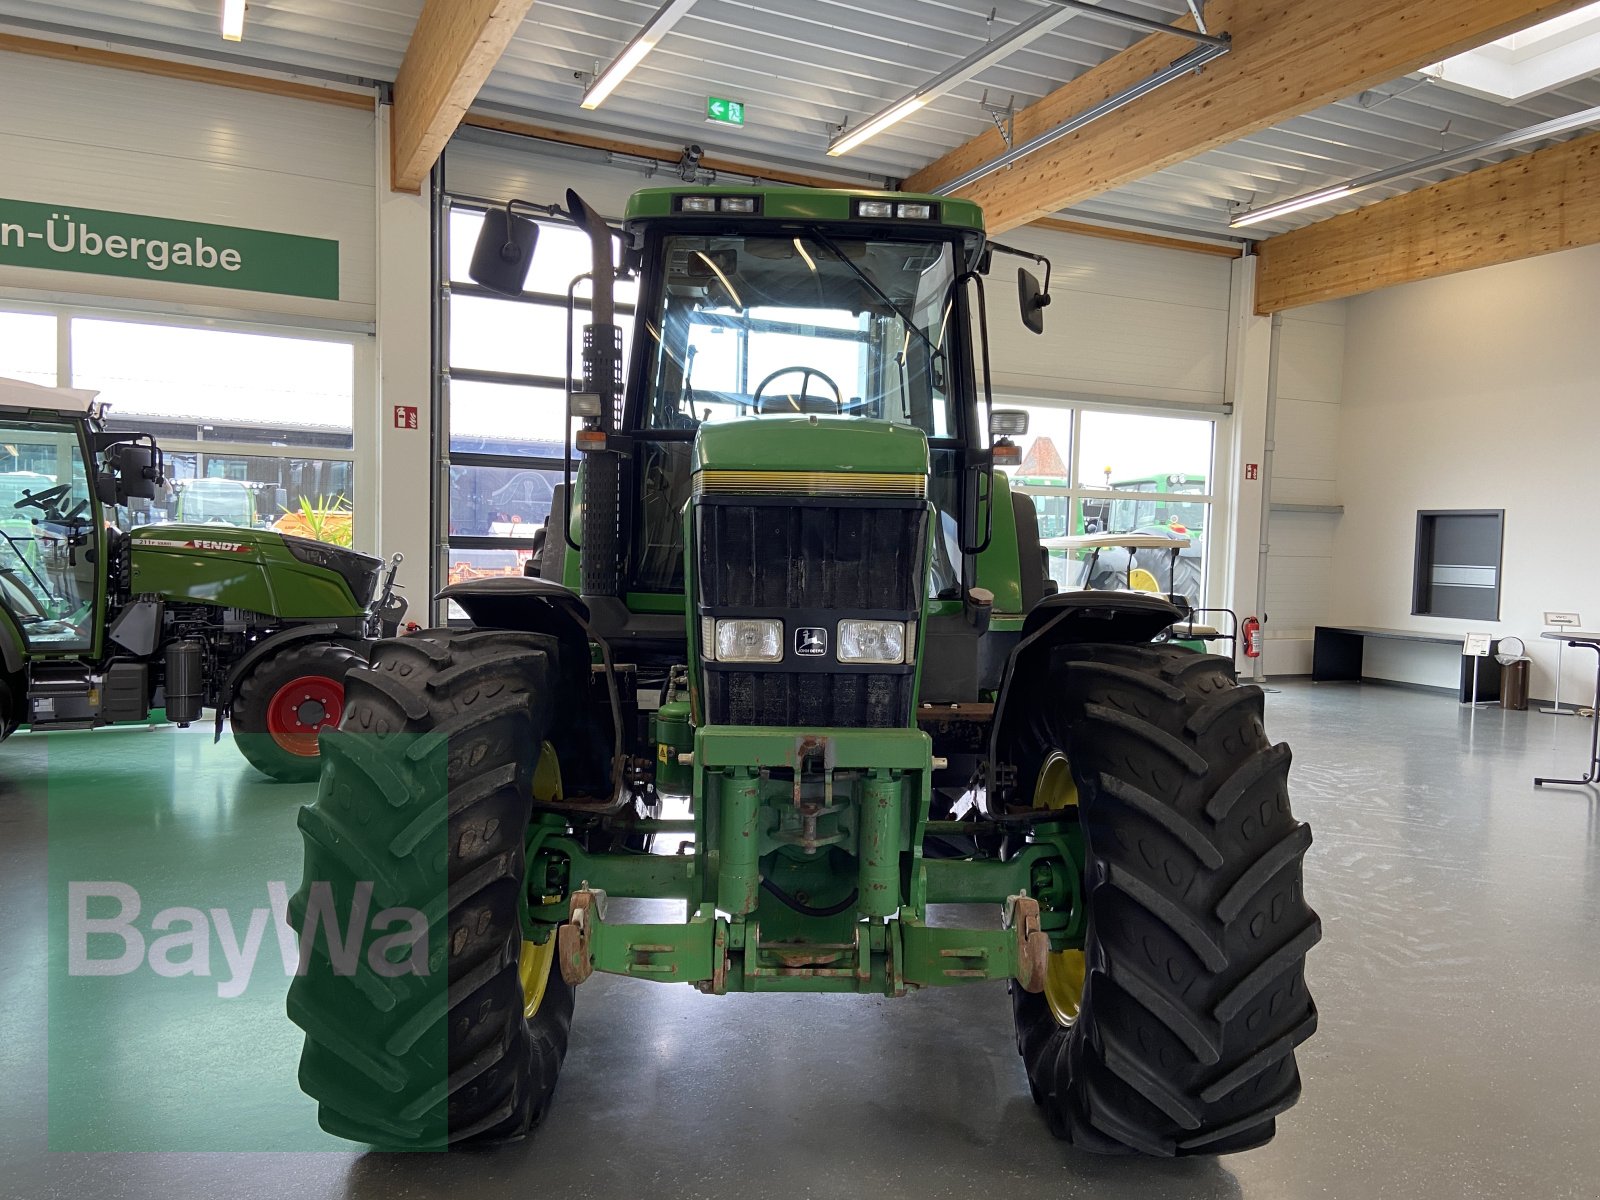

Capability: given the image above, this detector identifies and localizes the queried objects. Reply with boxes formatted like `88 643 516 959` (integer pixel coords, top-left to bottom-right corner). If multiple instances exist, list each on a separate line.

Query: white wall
1332 242 1600 702
1263 300 1347 675
0 51 377 324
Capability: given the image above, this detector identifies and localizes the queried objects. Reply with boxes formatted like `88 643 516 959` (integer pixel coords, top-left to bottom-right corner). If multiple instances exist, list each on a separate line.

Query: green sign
0 197 339 300
706 96 745 126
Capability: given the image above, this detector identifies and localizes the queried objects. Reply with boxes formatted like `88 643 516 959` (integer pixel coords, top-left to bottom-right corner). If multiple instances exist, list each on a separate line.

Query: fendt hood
129 524 378 619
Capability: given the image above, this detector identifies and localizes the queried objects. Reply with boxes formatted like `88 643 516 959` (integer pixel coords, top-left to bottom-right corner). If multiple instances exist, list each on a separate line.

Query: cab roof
0 377 99 416
624 186 985 233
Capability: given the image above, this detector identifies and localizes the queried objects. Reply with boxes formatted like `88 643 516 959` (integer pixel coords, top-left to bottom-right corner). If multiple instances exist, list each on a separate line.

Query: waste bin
1500 658 1531 710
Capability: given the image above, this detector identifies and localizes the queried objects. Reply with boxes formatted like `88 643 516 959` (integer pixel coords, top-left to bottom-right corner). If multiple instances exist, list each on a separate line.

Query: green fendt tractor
0 379 405 780
287 185 1319 1155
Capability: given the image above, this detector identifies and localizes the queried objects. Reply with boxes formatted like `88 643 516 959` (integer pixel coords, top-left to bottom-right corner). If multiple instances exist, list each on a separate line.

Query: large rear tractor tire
1008 644 1319 1156
285 628 582 1148
231 640 362 782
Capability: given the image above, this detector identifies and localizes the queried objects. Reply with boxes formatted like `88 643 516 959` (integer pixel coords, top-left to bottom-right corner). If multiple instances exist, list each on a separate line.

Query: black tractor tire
0 673 19 740
1010 643 1319 1157
231 640 362 782
285 628 581 1148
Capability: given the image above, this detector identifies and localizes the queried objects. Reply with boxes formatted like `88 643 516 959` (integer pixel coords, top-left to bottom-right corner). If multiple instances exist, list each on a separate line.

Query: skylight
1422 2 1600 101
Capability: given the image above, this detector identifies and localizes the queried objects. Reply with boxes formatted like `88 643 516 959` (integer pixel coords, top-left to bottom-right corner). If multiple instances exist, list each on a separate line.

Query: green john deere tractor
286 185 1319 1155
0 379 406 780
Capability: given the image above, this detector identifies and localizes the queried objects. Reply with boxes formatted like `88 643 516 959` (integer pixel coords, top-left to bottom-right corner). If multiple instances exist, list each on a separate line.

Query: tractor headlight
837 619 908 665
712 618 783 663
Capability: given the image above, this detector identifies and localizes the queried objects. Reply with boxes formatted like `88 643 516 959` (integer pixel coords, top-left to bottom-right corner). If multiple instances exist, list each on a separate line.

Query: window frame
0 300 359 535
438 196 641 603
1000 400 1219 604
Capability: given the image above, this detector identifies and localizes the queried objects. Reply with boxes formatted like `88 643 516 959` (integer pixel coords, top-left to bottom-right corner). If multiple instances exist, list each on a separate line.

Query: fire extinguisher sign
393 405 419 430
1245 463 1259 481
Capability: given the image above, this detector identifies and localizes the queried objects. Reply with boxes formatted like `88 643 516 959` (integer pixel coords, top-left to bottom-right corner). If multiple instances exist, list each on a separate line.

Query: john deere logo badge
796 627 827 657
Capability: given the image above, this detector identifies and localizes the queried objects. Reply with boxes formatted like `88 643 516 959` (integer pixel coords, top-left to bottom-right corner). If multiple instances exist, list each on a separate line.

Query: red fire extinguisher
1242 616 1262 658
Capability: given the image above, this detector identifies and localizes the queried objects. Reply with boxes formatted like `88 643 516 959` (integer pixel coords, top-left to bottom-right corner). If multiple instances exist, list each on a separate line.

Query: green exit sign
706 96 745 126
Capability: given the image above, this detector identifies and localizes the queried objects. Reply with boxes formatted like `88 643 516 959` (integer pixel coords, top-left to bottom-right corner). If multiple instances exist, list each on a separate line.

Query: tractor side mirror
112 446 158 502
1018 268 1050 335
95 470 119 506
469 206 540 297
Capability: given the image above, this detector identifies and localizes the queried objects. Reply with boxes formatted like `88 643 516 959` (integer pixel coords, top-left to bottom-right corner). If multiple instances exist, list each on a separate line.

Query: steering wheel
14 483 70 515
751 366 843 414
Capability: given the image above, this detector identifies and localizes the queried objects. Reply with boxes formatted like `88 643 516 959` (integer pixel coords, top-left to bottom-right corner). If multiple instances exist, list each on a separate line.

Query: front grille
715 671 913 728
698 498 926 728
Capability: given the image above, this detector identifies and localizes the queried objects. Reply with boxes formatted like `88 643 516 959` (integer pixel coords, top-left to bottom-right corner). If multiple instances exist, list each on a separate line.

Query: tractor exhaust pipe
567 189 623 601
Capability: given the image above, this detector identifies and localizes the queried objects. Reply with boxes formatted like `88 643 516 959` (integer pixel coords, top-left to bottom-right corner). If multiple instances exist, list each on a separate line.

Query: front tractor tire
1010 644 1320 1156
285 629 579 1148
231 640 362 782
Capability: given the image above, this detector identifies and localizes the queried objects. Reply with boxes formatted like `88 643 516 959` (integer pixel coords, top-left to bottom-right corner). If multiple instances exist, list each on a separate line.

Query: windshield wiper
806 232 942 362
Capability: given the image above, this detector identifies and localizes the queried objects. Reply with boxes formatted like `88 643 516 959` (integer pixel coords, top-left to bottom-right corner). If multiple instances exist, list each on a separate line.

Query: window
1003 404 1215 605
70 318 354 444
0 305 359 536
441 201 636 599
640 234 956 437
1413 510 1504 620
0 310 57 386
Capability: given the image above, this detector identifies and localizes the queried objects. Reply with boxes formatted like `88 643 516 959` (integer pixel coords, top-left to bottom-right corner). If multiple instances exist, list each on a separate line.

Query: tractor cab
468 185 1054 701
0 379 159 658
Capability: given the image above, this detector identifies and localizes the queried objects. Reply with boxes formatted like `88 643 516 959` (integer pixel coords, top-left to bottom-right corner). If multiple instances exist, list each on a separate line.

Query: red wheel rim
265 674 344 757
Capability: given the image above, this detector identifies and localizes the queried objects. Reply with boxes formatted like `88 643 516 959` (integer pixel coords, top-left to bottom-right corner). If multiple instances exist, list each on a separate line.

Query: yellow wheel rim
1035 752 1078 810
518 935 556 1019
532 740 563 804
523 740 565 1018
1044 949 1086 1027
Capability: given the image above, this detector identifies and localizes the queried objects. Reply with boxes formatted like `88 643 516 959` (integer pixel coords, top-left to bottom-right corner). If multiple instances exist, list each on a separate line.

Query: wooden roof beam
390 0 535 193
1253 129 1600 313
903 0 1594 234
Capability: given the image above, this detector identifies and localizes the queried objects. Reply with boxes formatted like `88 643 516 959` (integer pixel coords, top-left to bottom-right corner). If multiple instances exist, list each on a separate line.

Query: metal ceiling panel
1 0 1597 239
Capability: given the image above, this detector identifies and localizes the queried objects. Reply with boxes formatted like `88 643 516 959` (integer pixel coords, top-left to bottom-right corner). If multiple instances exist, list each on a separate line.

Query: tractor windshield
640 234 958 438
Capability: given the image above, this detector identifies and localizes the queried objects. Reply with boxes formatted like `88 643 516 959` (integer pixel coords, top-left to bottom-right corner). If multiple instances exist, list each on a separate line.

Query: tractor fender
987 591 1182 810
437 577 590 646
219 621 367 713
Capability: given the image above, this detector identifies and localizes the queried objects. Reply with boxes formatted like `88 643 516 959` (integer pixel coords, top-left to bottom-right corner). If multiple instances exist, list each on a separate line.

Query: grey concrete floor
3 682 1600 1198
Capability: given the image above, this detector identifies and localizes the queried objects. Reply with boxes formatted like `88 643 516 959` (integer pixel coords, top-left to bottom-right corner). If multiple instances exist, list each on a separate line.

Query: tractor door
0 414 104 655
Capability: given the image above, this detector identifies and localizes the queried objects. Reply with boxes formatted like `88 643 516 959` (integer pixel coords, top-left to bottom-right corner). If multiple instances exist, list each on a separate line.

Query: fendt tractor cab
287 187 1319 1156
0 379 405 781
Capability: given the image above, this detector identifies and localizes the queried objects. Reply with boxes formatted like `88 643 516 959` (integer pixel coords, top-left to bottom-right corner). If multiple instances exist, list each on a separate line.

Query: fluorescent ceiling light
581 0 698 111
827 3 1084 157
1230 186 1354 228
830 97 930 156
931 42 1229 194
1230 102 1600 228
220 0 245 42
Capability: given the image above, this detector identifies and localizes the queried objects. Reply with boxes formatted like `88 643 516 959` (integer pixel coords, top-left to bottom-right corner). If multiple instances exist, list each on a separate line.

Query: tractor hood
129 524 378 619
693 417 929 478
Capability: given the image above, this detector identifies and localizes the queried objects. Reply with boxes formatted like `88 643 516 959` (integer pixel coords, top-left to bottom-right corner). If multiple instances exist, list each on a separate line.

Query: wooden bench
1312 625 1504 703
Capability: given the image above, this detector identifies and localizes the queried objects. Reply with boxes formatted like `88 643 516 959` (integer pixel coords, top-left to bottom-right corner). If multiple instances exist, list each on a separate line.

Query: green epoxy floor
3 685 1600 1197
